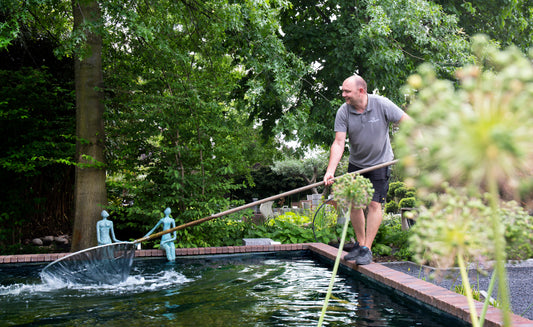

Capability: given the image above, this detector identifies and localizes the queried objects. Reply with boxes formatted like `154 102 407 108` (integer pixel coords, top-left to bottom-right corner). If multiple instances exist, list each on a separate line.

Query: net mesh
41 242 137 285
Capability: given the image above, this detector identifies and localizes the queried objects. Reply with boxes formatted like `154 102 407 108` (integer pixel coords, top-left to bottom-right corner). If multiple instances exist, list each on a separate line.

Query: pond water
0 251 465 326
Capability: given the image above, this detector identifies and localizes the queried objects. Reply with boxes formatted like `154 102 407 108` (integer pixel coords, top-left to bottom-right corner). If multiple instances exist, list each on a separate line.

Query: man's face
341 79 363 109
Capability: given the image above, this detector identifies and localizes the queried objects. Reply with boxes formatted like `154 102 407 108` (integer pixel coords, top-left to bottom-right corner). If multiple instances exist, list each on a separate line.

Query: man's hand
323 172 335 186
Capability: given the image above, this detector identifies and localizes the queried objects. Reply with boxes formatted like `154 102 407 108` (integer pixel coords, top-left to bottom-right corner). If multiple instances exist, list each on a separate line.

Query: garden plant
397 35 533 327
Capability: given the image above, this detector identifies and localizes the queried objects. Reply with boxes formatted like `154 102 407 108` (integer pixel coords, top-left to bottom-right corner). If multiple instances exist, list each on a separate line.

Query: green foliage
385 181 418 213
434 0 533 52
399 197 417 209
0 67 75 174
139 210 255 249
499 201 533 261
394 186 408 200
0 35 75 245
384 201 399 214
375 215 413 260
102 0 306 231
454 284 482 302
267 220 314 244
230 165 308 204
267 212 311 226
176 216 251 248
245 217 355 245
248 209 342 244
271 149 328 187
372 243 392 256
387 181 405 201
311 204 338 231
279 0 471 147
118 200 413 262
405 190 417 198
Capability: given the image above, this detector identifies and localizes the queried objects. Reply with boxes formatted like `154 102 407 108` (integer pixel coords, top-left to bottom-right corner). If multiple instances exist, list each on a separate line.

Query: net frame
41 242 137 285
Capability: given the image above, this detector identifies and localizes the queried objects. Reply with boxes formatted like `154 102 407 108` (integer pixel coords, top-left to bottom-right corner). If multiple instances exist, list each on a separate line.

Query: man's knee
368 201 381 211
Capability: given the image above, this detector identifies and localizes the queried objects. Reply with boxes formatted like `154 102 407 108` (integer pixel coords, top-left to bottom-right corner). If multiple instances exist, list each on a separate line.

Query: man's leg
344 207 365 260
350 206 366 245
362 201 383 249
344 164 389 263
355 188 386 265
361 167 389 250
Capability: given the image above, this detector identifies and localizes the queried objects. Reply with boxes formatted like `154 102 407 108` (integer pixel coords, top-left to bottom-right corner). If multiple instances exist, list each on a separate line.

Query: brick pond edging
0 243 307 264
1 243 532 327
308 242 533 327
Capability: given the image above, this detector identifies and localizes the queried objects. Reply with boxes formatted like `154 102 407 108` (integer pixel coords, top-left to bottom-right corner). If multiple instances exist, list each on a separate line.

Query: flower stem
479 270 497 326
488 175 512 326
317 206 352 327
457 252 480 327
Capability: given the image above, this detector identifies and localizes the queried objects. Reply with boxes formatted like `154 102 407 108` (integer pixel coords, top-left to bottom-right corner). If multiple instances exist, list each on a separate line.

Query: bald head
341 74 368 111
344 75 367 93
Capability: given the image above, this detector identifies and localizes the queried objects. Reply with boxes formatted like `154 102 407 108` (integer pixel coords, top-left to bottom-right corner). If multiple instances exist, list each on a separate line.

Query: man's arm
324 131 346 185
398 113 412 123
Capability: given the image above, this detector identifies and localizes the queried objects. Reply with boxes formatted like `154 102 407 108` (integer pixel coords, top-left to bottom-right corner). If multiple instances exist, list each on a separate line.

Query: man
323 74 410 265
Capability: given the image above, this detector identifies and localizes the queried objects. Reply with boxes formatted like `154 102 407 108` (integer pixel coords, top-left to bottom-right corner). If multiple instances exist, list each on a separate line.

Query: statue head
164 207 171 216
101 210 109 219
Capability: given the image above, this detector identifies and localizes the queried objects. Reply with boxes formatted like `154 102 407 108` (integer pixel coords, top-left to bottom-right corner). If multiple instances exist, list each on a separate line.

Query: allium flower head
332 174 374 210
409 185 494 268
397 35 533 198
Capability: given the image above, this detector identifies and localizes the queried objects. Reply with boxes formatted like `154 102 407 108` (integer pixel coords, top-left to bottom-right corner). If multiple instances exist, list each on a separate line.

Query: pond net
41 242 137 285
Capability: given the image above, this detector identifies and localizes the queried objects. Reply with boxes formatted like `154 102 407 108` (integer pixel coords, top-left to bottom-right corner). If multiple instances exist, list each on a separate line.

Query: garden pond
0 251 467 326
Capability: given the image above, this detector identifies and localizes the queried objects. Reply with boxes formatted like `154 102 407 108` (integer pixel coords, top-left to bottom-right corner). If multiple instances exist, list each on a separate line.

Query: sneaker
356 246 373 265
343 242 361 261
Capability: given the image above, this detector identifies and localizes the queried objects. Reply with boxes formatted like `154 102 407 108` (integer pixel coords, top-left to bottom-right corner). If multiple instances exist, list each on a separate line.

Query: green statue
144 207 176 261
97 210 121 245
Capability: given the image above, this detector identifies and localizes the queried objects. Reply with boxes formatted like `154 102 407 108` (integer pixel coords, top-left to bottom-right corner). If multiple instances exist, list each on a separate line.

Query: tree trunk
71 0 107 252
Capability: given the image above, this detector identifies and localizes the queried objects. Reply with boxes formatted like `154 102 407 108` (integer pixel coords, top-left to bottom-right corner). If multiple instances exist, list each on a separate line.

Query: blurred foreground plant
409 186 494 268
397 35 533 327
318 173 374 326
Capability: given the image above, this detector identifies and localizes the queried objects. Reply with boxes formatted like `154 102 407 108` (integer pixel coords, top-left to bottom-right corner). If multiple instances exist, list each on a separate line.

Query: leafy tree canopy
275 0 472 148
99 0 307 232
434 0 533 52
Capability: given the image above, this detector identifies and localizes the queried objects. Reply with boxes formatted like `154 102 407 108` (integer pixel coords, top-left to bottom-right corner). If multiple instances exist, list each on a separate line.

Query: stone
41 236 54 245
54 236 69 245
242 238 276 246
32 238 43 246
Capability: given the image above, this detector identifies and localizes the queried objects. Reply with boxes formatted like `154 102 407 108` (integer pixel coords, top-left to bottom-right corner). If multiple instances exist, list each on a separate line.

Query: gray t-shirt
334 94 405 168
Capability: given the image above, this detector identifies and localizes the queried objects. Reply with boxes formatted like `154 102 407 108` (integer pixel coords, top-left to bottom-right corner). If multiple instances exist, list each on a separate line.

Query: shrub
499 201 533 260
399 197 417 209
386 181 418 213
267 211 312 226
387 181 404 202
394 186 408 199
374 214 413 260
385 200 399 214
405 190 417 198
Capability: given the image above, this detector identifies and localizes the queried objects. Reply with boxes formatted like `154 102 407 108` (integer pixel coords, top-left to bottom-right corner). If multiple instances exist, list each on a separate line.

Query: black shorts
348 163 391 204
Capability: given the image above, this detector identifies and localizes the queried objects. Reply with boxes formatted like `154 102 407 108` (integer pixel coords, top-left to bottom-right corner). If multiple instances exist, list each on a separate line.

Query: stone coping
1 243 532 327
0 243 307 264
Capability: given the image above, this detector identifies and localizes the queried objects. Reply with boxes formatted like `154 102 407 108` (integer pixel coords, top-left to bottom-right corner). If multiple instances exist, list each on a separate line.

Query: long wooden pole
134 159 398 244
